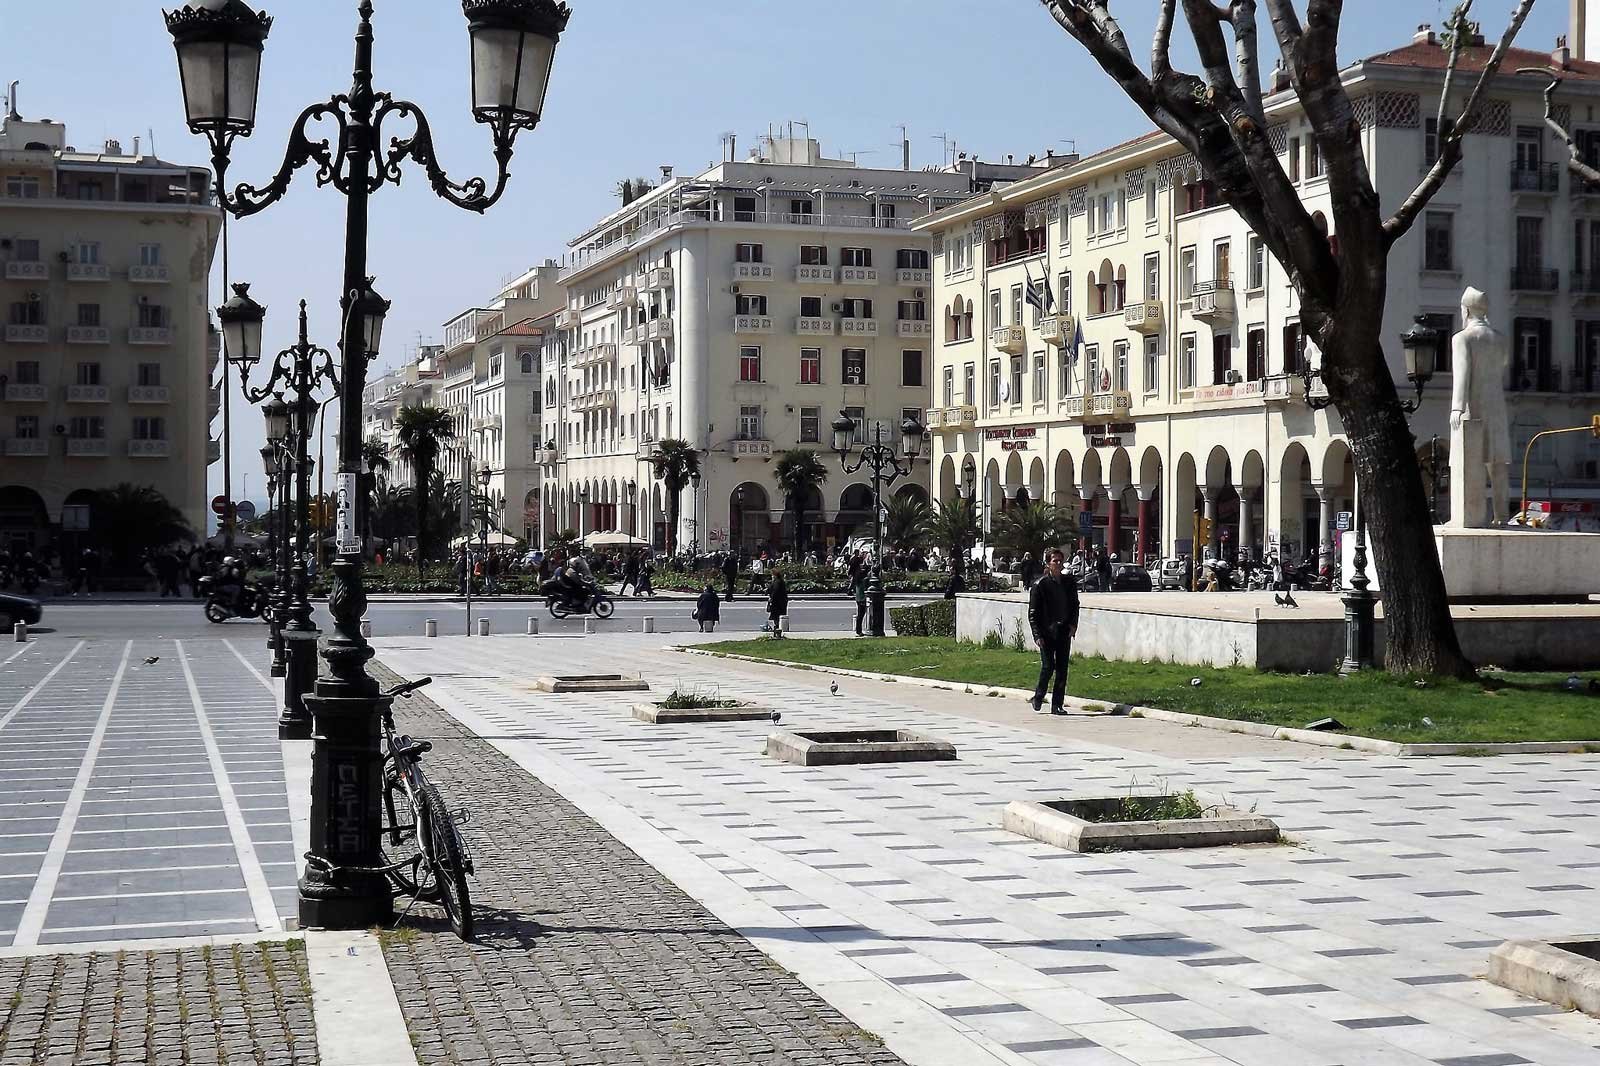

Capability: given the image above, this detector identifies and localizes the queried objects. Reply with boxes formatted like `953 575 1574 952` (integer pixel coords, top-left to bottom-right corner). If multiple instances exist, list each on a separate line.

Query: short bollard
425 618 438 638
780 615 791 633
583 618 595 636
359 619 372 638
477 618 490 637
13 622 26 643
526 616 539 635
642 617 655 634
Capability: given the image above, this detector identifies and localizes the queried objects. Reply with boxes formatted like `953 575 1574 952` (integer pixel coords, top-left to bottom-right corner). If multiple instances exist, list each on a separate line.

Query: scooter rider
215 556 247 615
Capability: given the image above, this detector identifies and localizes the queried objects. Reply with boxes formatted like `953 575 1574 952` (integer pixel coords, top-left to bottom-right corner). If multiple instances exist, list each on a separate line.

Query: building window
735 242 764 263
1305 138 1322 179
1179 333 1197 390
1143 253 1159 301
1113 340 1129 392
1010 284 1024 325
1085 344 1102 392
1032 351 1046 401
1143 335 1159 393
732 195 757 221
942 366 954 406
1421 312 1454 372
1246 327 1266 381
1247 235 1266 290
76 304 100 327
4 176 39 199
790 199 815 221
1512 316 1555 391
896 249 930 269
842 348 866 385
69 416 105 439
13 239 40 262
76 242 101 265
1282 321 1305 375
740 345 762 382
800 406 820 443
897 299 926 321
1058 271 1071 315
738 405 763 439
1213 240 1232 288
988 359 1001 407
1424 116 1455 166
841 247 872 268
1179 246 1196 299
798 295 822 318
735 293 768 316
988 289 1001 326
1180 176 1219 214
801 245 828 265
901 349 923 387
1212 333 1232 384
137 303 168 328
133 417 166 441
15 360 40 385
1058 343 1074 397
139 244 161 266
1144 179 1157 221
800 347 821 384
15 416 39 438
1424 212 1454 272
963 363 975 404
841 297 873 319
76 362 101 386
1009 354 1023 404
138 363 162 387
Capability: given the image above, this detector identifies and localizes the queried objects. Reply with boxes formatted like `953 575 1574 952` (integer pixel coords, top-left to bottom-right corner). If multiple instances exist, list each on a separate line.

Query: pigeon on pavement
143 656 160 665
829 681 839 696
1274 591 1299 609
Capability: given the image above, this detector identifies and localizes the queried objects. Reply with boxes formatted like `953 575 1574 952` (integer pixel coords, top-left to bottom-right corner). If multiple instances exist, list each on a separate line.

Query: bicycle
377 676 476 940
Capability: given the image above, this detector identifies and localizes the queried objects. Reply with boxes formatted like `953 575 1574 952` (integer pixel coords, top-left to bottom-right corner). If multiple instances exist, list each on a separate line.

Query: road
28 596 940 640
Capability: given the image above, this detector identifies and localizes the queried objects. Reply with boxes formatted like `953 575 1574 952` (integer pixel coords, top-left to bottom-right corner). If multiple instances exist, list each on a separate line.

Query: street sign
1336 511 1353 532
211 494 228 517
1078 510 1094 535
61 504 91 533
336 472 361 555
235 500 257 522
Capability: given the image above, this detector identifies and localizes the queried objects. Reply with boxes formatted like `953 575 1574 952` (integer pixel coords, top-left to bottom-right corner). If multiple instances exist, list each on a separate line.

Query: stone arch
837 483 875 539
731 482 770 555
1052 449 1077 509
938 454 958 501
1113 263 1127 312
1319 437 1352 491
983 457 1003 517
1135 446 1164 563
1203 445 1233 491
1137 446 1163 495
1278 441 1315 562
1003 450 1025 500
1027 456 1046 501
894 483 930 505
1107 446 1133 493
0 485 50 553
1237 450 1267 562
1174 451 1199 555
1078 448 1103 500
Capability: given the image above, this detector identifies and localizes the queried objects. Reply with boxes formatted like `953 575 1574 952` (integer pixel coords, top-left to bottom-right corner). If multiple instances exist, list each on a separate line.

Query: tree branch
1435 1 1472 150
1528 68 1600 185
1261 0 1303 49
1153 0 1178 79
1230 0 1267 126
1383 0 1537 245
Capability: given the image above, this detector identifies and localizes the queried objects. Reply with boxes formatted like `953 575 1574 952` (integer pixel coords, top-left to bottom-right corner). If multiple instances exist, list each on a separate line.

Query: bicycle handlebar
384 677 433 700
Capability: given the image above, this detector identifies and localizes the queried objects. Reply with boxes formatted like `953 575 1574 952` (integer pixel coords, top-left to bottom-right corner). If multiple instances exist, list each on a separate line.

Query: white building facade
0 103 222 547
542 136 1030 554
918 31 1600 566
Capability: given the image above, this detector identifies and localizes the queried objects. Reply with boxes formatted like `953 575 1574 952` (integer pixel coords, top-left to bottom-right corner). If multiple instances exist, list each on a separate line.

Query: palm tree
926 496 980 578
90 484 194 567
394 406 455 564
884 495 932 553
992 501 1073 565
773 449 828 557
359 438 390 550
368 477 410 547
649 438 700 556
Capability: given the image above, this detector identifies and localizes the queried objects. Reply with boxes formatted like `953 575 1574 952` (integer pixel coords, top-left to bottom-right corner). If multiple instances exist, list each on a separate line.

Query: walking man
1029 548 1080 715
721 550 739 602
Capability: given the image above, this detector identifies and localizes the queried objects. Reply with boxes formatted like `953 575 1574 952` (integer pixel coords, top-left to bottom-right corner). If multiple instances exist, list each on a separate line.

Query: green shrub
922 600 957 637
889 604 928 636
981 628 1004 650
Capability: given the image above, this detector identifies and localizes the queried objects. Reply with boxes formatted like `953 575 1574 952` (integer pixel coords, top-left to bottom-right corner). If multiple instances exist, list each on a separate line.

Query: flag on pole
1023 267 1055 316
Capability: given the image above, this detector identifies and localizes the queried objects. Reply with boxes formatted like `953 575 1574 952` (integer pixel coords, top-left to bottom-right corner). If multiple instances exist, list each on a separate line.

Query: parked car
0 592 43 631
1080 563 1154 593
1154 557 1192 590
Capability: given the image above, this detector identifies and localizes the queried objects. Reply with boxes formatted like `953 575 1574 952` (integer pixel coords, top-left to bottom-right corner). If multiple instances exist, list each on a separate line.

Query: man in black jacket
1028 548 1081 714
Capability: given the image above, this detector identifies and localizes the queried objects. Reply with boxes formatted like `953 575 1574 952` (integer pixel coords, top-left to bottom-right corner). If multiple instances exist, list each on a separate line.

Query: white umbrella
450 531 520 547
582 530 648 547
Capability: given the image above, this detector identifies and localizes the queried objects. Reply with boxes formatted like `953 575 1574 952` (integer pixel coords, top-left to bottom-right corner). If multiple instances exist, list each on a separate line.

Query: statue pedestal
1449 417 1484 528
1340 527 1600 599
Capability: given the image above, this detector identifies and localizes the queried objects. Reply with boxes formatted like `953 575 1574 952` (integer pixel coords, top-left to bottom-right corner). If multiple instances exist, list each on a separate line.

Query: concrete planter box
766 728 956 766
535 674 650 693
1003 797 1279 853
633 702 774 724
1488 937 1600 1018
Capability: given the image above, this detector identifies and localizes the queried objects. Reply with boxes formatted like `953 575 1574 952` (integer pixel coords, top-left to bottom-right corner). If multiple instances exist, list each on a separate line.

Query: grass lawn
698 637 1600 746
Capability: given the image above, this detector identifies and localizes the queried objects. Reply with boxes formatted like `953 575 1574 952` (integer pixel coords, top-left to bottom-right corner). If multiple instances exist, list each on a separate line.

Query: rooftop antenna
894 124 910 170
842 148 877 165
5 81 19 122
795 119 810 142
931 132 951 168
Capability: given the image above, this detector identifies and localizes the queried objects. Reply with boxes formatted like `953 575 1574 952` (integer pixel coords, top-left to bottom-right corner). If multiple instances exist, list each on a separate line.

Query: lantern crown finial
163 1 273 47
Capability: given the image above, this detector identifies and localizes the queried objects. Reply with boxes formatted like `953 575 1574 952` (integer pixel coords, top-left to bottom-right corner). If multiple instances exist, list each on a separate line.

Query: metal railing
1510 266 1560 292
1510 162 1560 193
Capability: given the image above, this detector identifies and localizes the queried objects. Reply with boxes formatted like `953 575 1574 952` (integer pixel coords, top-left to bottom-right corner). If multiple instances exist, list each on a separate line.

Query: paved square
374 632 1600 1066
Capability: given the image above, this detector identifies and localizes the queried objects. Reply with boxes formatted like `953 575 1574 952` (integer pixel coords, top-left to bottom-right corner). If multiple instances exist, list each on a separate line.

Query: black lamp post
1396 315 1440 414
832 412 924 637
230 295 340 738
261 396 290 675
1420 434 1449 523
260 442 285 674
477 466 493 553
578 485 589 543
166 0 568 929
625 478 637 539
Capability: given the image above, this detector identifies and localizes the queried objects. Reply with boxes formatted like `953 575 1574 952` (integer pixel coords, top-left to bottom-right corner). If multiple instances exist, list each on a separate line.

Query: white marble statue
1448 286 1512 527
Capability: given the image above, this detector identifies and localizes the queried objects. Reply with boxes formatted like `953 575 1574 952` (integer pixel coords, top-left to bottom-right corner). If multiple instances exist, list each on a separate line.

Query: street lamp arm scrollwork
209 99 348 218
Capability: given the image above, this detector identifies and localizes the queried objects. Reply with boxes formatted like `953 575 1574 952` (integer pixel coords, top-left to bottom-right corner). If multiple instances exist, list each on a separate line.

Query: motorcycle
199 575 273 624
539 579 616 620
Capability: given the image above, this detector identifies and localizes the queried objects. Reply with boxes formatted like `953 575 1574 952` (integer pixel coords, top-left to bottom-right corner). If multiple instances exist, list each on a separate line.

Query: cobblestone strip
0 941 318 1066
370 661 905 1066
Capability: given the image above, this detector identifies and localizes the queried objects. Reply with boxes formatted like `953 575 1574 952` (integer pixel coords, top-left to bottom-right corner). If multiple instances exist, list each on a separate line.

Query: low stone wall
955 593 1600 673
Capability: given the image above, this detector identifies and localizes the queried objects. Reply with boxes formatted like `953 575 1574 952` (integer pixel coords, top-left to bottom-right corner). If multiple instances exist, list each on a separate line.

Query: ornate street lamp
1397 315 1440 413
262 398 291 675
477 466 493 552
233 300 340 736
260 441 285 675
832 412 924 637
166 0 568 930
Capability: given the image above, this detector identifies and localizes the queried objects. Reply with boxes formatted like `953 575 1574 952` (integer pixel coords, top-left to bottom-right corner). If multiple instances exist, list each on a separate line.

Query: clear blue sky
1 0 1569 513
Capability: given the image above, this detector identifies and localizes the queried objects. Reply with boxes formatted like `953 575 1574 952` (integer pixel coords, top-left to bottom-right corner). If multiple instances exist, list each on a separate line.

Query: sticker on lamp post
336 472 361 555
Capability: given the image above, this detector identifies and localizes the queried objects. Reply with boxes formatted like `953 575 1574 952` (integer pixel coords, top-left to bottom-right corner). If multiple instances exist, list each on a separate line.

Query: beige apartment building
541 134 1046 554
0 100 222 548
919 29 1600 566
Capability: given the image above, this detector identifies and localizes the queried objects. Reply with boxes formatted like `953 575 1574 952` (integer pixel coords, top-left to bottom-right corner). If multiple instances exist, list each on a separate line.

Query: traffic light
1195 513 1214 547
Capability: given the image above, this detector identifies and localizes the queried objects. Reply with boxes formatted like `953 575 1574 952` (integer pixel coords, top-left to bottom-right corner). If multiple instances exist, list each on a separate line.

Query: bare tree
1039 0 1535 676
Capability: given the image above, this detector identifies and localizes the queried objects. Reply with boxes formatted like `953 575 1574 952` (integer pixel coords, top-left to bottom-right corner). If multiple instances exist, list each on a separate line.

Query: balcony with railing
3 383 46 402
443 307 497 352
534 447 561 465
127 439 171 458
896 319 932 339
646 266 674 290
572 342 617 368
1060 389 1133 420
1124 302 1162 334
1510 162 1560 194
644 318 673 341
795 264 835 285
895 267 932 287
555 307 579 329
4 260 49 281
4 323 48 343
1573 271 1600 295
841 317 879 337
67 263 109 282
730 438 773 460
732 261 774 281
1191 279 1236 323
129 385 171 404
128 264 171 284
733 315 773 334
571 389 617 412
67 325 109 344
67 437 110 457
65 384 110 403
1262 374 1306 403
3 438 47 457
796 316 834 336
840 266 878 285
129 326 173 345
607 285 638 310
1510 266 1560 292
946 404 977 428
1039 314 1075 346
990 325 1025 354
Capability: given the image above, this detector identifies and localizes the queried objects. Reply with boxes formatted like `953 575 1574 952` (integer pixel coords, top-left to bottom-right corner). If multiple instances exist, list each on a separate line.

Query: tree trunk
415 466 429 568
665 489 680 557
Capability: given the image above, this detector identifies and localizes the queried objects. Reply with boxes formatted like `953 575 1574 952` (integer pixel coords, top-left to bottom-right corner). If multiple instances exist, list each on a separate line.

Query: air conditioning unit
915 288 925 299
831 302 843 313
1224 369 1242 385
730 283 740 295
57 251 70 263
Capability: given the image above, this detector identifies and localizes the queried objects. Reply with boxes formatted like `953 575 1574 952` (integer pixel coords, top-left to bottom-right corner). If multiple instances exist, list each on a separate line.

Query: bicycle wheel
419 782 474 940
380 768 431 900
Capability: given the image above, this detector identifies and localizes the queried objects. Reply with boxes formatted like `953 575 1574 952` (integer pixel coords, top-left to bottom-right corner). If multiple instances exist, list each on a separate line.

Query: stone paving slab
374 633 1600 1066
369 660 905 1066
0 940 318 1065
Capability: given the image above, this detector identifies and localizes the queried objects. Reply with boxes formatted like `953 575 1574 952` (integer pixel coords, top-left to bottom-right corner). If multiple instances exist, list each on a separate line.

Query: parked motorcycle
199 575 273 624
